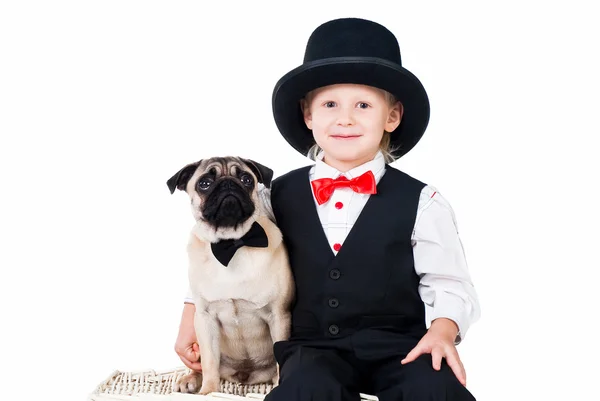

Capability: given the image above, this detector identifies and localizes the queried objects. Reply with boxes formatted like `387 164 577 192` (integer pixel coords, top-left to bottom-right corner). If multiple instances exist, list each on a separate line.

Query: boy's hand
175 303 202 372
401 318 466 386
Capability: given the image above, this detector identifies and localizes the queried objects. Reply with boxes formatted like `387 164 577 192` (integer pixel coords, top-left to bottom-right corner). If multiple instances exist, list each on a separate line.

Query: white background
1 1 599 400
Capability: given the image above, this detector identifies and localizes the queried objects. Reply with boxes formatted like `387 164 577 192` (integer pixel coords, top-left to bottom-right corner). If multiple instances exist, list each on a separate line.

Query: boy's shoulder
384 163 428 188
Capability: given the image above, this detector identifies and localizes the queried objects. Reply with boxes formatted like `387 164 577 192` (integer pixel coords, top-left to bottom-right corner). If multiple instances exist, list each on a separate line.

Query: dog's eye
197 178 213 190
240 173 253 186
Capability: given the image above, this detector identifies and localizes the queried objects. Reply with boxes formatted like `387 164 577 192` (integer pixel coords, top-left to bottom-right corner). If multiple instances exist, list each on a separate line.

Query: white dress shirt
185 151 480 343
307 150 479 343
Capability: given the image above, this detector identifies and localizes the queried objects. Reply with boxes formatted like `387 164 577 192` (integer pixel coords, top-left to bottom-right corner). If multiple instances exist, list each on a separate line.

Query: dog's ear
167 160 201 194
242 159 274 189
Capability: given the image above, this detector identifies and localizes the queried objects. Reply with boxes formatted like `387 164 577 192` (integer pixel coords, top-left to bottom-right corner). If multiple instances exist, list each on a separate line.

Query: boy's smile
330 134 361 140
302 83 403 172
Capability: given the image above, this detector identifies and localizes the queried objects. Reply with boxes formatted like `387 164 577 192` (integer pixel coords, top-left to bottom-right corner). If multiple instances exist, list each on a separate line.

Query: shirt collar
312 150 386 182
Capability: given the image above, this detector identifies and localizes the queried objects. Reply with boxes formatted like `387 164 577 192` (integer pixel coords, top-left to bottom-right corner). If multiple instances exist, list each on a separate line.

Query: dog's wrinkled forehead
200 157 249 178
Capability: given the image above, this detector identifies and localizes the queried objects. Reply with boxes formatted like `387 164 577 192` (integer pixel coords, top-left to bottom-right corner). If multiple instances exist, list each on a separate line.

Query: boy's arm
184 286 194 305
412 186 481 344
175 286 202 371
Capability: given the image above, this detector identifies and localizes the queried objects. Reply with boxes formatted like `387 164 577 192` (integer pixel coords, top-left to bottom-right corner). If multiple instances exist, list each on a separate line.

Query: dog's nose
221 179 235 189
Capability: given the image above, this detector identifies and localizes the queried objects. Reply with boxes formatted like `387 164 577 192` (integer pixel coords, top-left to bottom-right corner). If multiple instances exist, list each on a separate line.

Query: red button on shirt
333 243 342 251
335 201 344 209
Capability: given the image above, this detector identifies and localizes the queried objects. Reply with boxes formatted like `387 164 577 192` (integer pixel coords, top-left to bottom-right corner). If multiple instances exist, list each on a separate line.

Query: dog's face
167 157 273 231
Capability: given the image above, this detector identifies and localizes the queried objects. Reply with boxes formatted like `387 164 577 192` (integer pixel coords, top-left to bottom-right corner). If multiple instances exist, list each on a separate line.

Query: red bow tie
311 170 377 205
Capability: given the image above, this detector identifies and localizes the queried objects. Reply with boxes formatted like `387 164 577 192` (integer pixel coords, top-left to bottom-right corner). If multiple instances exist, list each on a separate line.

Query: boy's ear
300 99 313 129
385 101 404 132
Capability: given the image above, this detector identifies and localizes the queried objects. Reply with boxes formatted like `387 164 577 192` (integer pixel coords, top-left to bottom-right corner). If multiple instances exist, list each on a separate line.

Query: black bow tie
210 221 269 266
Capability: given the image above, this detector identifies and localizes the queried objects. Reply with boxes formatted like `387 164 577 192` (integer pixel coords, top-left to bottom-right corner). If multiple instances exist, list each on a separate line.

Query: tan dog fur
168 157 294 395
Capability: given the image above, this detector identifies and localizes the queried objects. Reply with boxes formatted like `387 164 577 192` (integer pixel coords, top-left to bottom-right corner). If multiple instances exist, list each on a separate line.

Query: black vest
271 164 428 341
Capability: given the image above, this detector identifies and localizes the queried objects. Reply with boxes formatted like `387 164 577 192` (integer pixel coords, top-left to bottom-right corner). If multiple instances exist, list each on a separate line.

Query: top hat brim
272 57 430 159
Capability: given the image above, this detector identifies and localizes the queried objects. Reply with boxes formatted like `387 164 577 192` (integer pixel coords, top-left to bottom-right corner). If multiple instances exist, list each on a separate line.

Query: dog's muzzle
202 178 255 228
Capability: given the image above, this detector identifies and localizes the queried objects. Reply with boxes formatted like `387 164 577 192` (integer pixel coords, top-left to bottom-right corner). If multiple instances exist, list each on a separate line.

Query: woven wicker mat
88 366 378 401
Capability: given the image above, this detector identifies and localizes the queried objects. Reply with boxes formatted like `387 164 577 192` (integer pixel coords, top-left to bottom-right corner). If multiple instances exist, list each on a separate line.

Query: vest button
329 269 340 279
328 324 339 335
328 298 339 308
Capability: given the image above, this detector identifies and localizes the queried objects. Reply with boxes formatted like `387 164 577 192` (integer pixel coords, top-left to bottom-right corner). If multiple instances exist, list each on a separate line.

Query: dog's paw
173 372 202 393
199 376 220 395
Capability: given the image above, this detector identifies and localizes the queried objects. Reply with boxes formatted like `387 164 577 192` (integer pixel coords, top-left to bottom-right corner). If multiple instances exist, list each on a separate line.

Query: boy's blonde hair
301 88 400 164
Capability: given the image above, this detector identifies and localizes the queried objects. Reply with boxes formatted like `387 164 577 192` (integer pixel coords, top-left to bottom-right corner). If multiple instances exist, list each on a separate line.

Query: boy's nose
336 109 355 126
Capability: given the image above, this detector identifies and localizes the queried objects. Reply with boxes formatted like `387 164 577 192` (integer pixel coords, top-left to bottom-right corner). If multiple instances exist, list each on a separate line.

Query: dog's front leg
194 309 221 395
268 307 291 343
267 307 291 385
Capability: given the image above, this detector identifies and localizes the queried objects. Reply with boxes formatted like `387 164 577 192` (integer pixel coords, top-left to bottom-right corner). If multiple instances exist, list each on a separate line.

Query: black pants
264 333 476 401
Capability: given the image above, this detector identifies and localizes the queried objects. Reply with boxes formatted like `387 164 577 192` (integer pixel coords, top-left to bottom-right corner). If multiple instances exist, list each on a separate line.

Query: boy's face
302 84 402 169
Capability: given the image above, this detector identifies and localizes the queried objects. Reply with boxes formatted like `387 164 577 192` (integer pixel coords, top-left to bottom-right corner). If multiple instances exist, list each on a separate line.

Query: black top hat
272 17 430 160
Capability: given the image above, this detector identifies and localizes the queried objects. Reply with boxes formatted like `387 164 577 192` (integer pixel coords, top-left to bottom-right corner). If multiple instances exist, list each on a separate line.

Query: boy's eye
324 101 336 108
357 102 370 109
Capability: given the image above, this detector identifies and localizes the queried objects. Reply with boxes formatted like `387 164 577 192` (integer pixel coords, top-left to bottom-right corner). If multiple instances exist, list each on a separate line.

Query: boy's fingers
445 352 466 386
189 361 203 372
180 343 200 362
431 348 443 371
180 355 203 372
179 355 194 369
185 347 200 362
401 343 424 364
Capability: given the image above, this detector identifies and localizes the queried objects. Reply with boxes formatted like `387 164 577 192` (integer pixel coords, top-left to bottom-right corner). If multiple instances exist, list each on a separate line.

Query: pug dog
166 156 294 395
